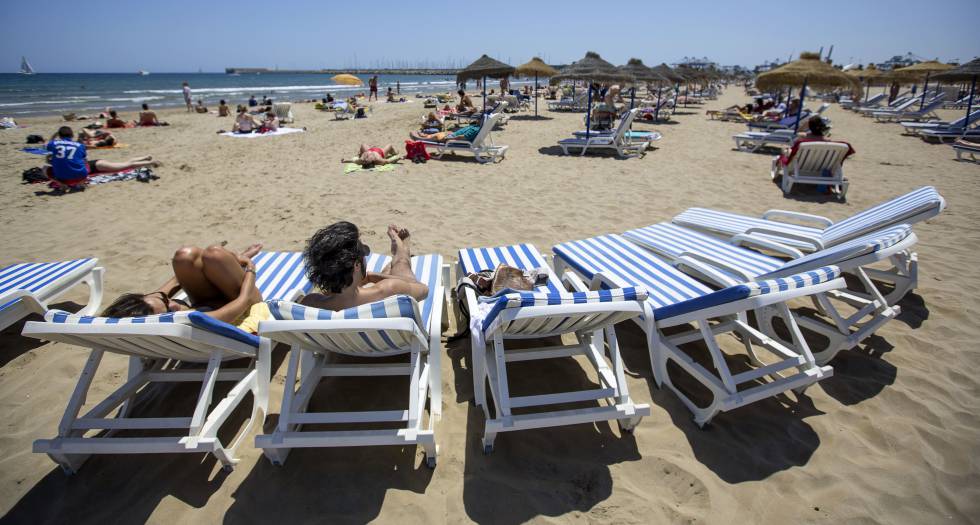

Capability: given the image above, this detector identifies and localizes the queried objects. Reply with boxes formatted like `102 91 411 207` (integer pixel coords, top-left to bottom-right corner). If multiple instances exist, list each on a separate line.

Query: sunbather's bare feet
240 243 263 259
387 224 411 255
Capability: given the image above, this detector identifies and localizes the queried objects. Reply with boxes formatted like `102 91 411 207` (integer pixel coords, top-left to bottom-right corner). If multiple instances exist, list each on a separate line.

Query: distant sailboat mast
20 56 35 75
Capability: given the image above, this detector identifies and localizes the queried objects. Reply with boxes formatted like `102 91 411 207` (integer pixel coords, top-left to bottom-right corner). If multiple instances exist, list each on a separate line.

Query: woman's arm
153 276 182 297
206 265 260 324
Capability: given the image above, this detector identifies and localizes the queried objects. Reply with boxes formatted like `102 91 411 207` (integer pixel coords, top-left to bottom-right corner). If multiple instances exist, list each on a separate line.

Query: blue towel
21 147 48 155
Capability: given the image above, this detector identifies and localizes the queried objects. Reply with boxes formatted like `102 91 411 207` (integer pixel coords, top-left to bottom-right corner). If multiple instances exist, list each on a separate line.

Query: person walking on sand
396 81 401 94
182 81 192 112
368 76 379 101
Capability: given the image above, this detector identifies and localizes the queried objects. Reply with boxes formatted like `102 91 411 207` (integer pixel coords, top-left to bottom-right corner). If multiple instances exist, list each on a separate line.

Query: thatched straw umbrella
456 54 515 110
846 64 886 102
756 51 860 131
618 58 668 108
889 60 954 109
553 51 632 138
934 58 980 133
515 57 559 117
650 63 685 113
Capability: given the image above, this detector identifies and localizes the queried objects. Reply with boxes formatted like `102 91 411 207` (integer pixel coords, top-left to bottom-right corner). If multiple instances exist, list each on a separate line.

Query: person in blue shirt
46 126 158 189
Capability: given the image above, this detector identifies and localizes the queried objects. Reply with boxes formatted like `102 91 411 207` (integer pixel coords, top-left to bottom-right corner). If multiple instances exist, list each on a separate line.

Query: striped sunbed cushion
673 208 824 251
266 253 443 355
821 186 944 245
477 287 647 334
457 244 562 294
953 141 980 152
768 225 911 278
553 234 840 321
0 258 97 312
44 309 259 347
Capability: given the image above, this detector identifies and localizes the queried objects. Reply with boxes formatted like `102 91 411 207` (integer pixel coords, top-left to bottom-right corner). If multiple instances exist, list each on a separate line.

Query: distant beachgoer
500 76 510 94
182 82 192 112
456 90 476 113
262 96 272 105
45 126 157 190
218 99 231 117
195 99 208 114
76 128 117 148
396 81 401 94
421 112 443 132
341 144 401 167
368 76 379 101
138 103 168 126
248 95 258 107
300 222 428 311
410 123 480 143
105 110 131 128
326 93 335 103
258 111 279 132
233 108 259 133
101 243 269 333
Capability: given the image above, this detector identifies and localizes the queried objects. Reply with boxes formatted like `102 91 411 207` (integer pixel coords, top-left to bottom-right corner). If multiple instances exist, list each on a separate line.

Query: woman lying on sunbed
410 124 480 143
341 144 402 168
101 243 270 333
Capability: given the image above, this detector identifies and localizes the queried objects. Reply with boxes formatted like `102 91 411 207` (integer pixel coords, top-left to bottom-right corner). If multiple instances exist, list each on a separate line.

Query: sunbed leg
481 433 496 454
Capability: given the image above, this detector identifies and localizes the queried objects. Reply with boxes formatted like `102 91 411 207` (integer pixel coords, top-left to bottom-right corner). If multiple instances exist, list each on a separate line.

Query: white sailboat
138 69 150 76
20 56 35 75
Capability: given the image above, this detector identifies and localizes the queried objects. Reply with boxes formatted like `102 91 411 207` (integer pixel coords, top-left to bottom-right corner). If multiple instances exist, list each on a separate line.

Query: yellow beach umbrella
331 74 363 86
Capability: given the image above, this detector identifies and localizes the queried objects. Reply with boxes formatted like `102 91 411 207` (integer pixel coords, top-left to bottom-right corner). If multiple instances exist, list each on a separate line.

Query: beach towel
21 143 127 155
219 127 304 138
344 163 397 174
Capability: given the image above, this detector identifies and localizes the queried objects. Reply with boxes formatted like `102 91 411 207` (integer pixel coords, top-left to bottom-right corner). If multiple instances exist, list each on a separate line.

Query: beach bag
449 265 548 341
22 167 47 184
25 134 44 144
405 140 430 162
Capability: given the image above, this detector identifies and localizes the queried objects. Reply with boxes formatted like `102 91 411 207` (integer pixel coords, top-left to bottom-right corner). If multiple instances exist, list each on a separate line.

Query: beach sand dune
1 89 978 524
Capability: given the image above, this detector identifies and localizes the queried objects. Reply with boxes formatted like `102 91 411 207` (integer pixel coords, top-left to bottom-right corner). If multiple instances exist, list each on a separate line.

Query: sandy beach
1 87 979 524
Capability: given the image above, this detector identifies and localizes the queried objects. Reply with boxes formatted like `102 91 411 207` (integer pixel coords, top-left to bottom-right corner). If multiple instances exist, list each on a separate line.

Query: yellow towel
235 302 271 334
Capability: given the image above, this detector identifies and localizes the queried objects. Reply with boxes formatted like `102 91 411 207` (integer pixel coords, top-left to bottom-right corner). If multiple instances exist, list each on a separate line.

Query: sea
0 73 530 117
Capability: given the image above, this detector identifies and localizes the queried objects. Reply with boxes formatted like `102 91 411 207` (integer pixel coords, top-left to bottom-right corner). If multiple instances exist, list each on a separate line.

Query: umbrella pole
585 82 593 140
655 85 663 121
964 74 976 136
534 73 539 117
630 87 635 110
785 87 793 117
482 75 487 116
865 81 870 103
920 72 930 110
794 77 808 134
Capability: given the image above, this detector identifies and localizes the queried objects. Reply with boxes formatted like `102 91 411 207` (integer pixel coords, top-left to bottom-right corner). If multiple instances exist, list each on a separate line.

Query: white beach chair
456 243 651 452
559 108 649 158
255 253 445 467
1 258 103 332
901 109 980 136
419 111 509 163
953 140 980 162
273 102 294 124
873 95 944 123
552 234 840 427
771 141 851 199
21 251 311 474
733 129 798 152
842 92 885 110
623 223 918 364
571 110 663 146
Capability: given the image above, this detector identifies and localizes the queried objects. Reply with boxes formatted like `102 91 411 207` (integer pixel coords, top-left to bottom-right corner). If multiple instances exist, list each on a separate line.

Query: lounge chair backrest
771 225 912 277
266 296 426 356
612 109 640 142
457 243 562 294
793 141 851 175
478 288 648 337
915 97 946 114
948 109 980 129
273 103 293 122
0 258 95 308
822 186 945 244
470 112 504 145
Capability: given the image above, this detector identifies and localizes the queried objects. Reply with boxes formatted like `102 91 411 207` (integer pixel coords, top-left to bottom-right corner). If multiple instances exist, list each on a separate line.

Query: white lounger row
5 187 945 472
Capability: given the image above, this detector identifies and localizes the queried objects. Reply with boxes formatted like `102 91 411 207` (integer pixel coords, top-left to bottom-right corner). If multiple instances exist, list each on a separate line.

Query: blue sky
4 0 978 73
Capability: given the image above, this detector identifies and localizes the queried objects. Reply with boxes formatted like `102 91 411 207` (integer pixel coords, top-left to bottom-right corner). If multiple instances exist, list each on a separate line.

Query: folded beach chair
771 141 851 199
918 127 980 143
456 243 651 451
623 223 917 364
953 140 980 162
256 253 446 467
559 108 649 158
551 234 839 426
418 112 509 163
873 95 944 123
733 128 798 152
21 251 311 474
861 96 919 117
1 258 103 333
902 109 980 137
273 102 294 124
856 94 913 115
842 93 885 110
333 103 355 120
571 110 663 146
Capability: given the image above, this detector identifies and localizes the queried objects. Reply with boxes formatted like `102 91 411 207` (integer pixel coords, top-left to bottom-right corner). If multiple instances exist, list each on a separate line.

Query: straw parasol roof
553 51 631 84
618 58 668 84
888 60 954 82
755 51 859 92
330 74 363 86
515 57 558 78
847 64 888 86
652 63 685 83
456 55 515 83
933 58 980 82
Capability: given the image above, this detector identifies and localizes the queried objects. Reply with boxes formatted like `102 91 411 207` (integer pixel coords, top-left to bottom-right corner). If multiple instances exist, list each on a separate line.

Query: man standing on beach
182 81 192 112
369 76 379 101
396 81 400 94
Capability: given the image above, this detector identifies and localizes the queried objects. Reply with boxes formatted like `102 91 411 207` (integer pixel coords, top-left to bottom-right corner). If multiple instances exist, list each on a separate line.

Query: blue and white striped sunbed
552 233 840 426
672 186 945 252
0 258 102 332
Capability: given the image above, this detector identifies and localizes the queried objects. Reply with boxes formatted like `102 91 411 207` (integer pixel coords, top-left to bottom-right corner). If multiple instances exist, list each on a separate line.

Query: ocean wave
0 99 99 107
105 96 164 102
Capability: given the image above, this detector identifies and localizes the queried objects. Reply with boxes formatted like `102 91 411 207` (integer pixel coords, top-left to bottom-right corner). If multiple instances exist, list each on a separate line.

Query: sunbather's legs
200 245 259 302
92 156 159 173
381 224 416 281
383 145 397 156
172 246 224 304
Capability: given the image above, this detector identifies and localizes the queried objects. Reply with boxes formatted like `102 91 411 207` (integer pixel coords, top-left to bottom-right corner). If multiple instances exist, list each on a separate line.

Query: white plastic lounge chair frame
552 235 839 427
872 95 944 123
733 129 797 152
20 251 310 474
255 254 446 467
457 244 651 452
0 258 103 332
421 111 509 164
559 108 649 158
771 141 851 199
273 102 294 124
953 141 980 162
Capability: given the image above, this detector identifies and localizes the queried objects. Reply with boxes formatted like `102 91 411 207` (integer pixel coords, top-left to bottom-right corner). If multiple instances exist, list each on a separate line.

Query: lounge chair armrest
674 253 744 287
730 233 807 258
741 227 823 251
760 210 833 227
561 271 591 293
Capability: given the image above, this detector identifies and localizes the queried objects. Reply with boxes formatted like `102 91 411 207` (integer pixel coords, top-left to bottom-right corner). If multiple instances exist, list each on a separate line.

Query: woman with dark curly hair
300 222 428 311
